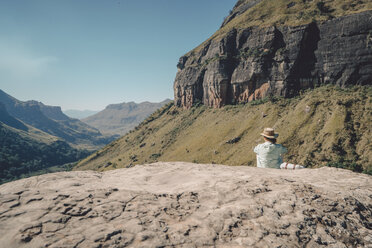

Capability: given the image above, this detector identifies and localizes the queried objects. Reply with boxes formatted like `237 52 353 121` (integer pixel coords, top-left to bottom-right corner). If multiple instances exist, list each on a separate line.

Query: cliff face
174 9 372 108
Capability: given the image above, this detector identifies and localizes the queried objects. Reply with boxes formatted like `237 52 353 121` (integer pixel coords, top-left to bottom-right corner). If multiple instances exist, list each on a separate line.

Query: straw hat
260 128 279 139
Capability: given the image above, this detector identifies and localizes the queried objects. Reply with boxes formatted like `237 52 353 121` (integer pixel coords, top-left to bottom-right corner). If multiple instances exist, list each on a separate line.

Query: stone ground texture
0 162 371 247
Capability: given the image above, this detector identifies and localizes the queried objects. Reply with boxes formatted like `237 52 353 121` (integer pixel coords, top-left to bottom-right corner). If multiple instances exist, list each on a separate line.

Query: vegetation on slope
0 123 91 184
192 0 372 54
230 0 371 27
75 85 371 174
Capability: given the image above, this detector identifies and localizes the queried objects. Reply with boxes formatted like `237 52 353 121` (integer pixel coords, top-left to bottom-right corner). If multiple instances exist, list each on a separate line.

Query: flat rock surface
0 162 371 248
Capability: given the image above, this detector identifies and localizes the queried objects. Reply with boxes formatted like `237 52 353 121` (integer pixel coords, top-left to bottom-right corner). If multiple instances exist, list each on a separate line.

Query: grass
75 85 371 174
326 160 366 174
189 0 372 55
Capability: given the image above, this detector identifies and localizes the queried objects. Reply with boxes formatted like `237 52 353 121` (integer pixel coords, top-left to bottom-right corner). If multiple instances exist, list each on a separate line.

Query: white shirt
254 142 287 169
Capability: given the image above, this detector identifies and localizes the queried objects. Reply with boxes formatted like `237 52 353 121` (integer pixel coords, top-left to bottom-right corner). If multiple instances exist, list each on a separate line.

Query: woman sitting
254 128 304 169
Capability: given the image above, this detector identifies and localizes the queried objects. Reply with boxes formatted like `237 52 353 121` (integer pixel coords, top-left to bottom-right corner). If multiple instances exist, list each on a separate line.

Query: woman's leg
280 162 304 169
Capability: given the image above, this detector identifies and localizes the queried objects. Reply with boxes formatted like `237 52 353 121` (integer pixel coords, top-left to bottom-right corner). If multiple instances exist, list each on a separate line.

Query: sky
0 0 237 111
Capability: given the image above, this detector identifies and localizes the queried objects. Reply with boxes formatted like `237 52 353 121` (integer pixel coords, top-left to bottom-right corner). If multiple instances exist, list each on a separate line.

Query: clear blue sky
0 0 237 110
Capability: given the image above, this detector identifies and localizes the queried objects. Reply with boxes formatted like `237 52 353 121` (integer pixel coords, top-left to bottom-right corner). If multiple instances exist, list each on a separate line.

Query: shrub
150 153 161 159
316 2 334 14
363 166 372 175
249 98 269 106
326 160 363 173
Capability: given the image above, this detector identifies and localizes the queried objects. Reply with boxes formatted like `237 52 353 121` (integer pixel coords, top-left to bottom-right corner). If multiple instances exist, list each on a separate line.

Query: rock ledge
0 162 371 247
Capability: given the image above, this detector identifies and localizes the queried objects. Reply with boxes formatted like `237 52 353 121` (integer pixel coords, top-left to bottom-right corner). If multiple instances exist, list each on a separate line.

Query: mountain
0 89 115 149
75 1 371 174
0 162 371 247
75 86 371 174
174 0 372 108
82 99 172 136
0 102 28 131
63 109 99 119
1 2 371 246
0 89 117 183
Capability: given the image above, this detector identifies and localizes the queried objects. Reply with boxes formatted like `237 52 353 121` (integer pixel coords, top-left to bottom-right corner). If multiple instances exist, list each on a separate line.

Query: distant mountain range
82 99 172 136
0 89 116 183
63 109 99 119
0 90 115 149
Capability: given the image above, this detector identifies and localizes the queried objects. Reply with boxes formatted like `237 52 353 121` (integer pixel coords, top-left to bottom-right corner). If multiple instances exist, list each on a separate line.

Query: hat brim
261 133 279 139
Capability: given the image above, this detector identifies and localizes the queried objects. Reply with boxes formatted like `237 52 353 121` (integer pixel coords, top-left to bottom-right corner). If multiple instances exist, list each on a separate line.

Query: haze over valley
82 99 172 136
63 109 99 119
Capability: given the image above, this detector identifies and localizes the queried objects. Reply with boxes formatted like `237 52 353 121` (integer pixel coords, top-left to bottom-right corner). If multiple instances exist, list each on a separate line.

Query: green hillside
0 123 90 184
75 85 371 174
229 0 371 27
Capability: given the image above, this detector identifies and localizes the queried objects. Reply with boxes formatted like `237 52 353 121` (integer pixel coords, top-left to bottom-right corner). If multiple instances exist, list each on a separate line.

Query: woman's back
254 142 287 168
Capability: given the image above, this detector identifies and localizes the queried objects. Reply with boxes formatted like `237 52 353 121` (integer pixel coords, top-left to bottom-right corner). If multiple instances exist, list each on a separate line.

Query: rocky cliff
0 162 371 247
174 0 372 108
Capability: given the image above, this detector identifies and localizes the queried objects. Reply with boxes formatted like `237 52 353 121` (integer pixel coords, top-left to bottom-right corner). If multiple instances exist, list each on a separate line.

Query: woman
254 128 304 169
